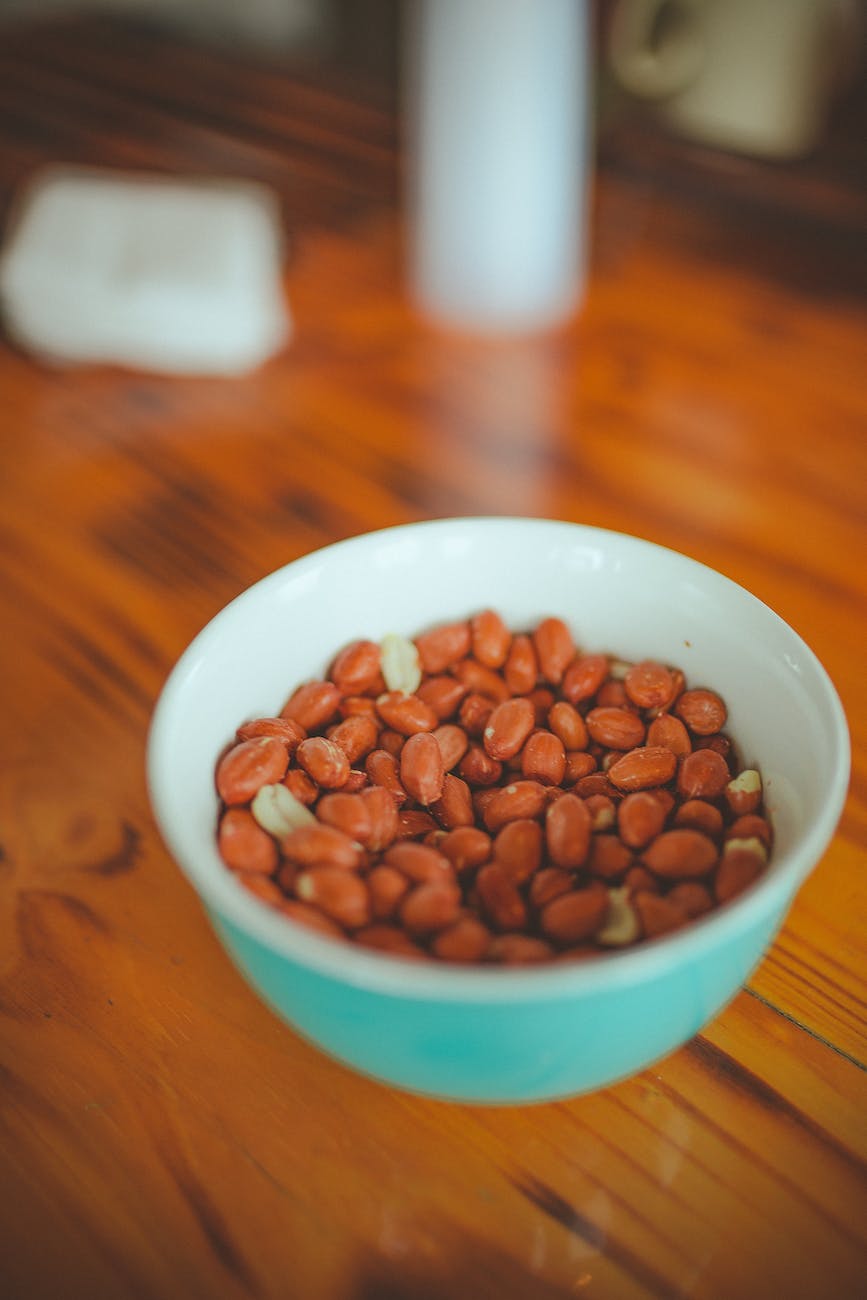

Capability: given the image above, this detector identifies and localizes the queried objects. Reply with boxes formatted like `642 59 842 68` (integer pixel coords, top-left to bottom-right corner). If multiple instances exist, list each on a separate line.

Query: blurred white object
0 168 291 374
405 0 591 334
608 0 858 159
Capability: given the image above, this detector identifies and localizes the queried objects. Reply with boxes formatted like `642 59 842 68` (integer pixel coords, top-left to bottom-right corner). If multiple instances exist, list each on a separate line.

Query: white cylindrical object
405 0 591 333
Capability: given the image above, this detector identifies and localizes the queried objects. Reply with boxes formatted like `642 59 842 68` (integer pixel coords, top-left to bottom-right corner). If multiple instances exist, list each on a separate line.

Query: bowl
147 518 849 1104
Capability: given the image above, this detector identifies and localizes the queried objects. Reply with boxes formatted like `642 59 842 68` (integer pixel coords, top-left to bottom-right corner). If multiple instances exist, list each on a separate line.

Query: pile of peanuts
215 612 772 964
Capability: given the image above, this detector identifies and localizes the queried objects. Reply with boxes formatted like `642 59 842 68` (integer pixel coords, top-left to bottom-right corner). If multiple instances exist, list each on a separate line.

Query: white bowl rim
147 517 851 1003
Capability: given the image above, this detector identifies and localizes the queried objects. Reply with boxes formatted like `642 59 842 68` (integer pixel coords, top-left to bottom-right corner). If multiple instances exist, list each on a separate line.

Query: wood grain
1 12 865 1299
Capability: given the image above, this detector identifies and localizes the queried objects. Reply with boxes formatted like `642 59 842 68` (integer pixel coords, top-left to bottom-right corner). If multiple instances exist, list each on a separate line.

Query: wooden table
1 14 865 1300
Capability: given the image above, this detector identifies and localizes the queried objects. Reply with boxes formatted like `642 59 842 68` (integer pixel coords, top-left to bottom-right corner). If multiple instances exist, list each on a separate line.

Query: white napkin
0 167 292 374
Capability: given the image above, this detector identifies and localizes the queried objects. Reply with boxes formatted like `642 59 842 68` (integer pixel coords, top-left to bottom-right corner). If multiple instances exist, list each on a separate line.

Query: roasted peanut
725 769 762 816
328 714 379 764
218 609 771 964
503 634 538 695
471 609 511 668
432 917 492 962
316 791 372 843
329 639 382 695
281 679 341 731
400 882 462 935
483 780 547 832
586 707 646 751
673 799 724 838
545 793 591 869
483 696 536 761
677 748 730 800
548 700 589 751
217 736 290 805
533 617 575 685
607 746 677 792
540 885 608 945
432 723 470 771
493 818 543 884
618 790 668 848
296 736 350 790
379 633 422 695
281 823 364 871
452 658 511 703
359 785 400 851
675 689 728 736
418 675 467 720
295 868 371 929
431 773 475 829
218 808 279 874
624 661 675 710
521 729 567 785
415 621 472 674
236 716 306 751
642 829 718 878
476 863 528 932
437 826 492 873
561 653 608 703
376 691 438 735
400 731 445 806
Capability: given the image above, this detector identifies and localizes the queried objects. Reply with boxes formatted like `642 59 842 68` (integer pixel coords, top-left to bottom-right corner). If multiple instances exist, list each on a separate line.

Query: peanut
380 632 422 695
432 723 469 771
540 885 608 945
483 780 547 832
725 769 762 816
642 829 718 878
219 808 279 874
328 714 379 764
521 729 567 786
236 716 306 751
432 917 492 962
624 660 674 710
483 696 535 761
329 639 382 695
673 799 724 838
532 617 575 685
503 634 538 695
217 609 772 964
431 772 475 829
316 791 372 843
607 746 677 792
281 680 341 731
418 675 467 720
251 782 317 837
675 689 727 736
281 823 364 871
415 621 471 674
476 863 528 932
217 736 290 805
400 731 445 806
677 748 730 800
545 793 591 869
376 691 438 736
400 882 462 935
493 818 543 884
296 736 350 790
618 790 668 848
470 609 511 668
561 653 608 703
586 707 646 751
295 868 371 929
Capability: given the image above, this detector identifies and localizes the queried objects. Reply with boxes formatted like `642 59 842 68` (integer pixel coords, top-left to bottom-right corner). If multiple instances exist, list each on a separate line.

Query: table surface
1 14 865 1300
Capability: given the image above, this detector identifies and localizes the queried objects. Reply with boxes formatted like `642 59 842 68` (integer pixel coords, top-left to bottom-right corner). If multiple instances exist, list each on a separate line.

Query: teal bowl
147 519 849 1103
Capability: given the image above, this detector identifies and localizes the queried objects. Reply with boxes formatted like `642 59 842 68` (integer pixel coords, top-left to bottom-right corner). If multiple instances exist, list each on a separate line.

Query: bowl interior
148 518 849 993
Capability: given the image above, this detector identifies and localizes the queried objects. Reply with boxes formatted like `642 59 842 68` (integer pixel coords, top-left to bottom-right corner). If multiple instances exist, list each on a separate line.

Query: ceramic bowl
147 518 849 1103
